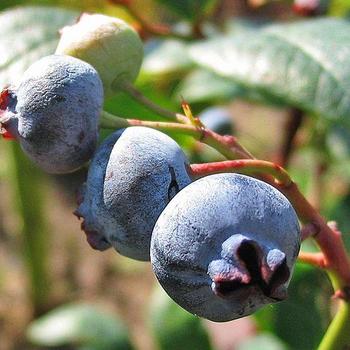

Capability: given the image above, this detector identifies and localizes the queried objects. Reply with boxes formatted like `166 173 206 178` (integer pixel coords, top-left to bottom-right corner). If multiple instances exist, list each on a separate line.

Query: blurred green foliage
1 1 350 349
149 286 213 350
27 303 134 349
153 0 218 20
255 264 332 350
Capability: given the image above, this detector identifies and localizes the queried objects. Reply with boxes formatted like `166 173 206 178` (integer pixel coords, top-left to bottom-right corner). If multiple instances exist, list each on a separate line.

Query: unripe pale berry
75 126 192 261
151 173 300 322
56 13 144 97
0 55 103 174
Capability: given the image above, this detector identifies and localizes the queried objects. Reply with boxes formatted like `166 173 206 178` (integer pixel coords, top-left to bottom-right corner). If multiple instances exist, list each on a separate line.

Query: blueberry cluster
0 13 301 323
72 123 299 321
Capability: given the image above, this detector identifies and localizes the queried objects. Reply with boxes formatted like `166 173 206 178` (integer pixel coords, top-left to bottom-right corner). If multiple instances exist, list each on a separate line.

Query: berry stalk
119 82 189 124
317 301 350 350
190 160 292 186
298 252 326 268
100 111 253 159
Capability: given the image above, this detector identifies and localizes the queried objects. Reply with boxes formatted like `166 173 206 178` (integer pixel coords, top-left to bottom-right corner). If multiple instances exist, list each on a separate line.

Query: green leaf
0 1 109 13
154 0 218 20
223 18 267 36
0 6 78 87
141 39 193 79
189 18 350 120
174 68 242 103
148 286 213 350
27 303 134 350
254 264 332 350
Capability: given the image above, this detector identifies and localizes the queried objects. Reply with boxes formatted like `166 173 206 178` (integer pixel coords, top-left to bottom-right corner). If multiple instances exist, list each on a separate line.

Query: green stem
100 111 253 159
118 81 189 124
9 142 50 316
318 301 350 350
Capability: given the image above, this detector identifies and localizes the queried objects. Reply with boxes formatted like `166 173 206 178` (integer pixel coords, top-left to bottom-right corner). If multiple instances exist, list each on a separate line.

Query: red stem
190 160 291 185
298 252 327 268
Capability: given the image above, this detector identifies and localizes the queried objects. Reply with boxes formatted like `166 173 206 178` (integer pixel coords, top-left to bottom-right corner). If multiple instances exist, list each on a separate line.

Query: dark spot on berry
105 171 114 180
53 95 66 103
78 131 85 142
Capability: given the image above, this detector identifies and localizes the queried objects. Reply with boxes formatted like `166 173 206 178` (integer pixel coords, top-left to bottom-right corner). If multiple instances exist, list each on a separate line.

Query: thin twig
298 252 327 268
100 111 254 159
119 82 189 124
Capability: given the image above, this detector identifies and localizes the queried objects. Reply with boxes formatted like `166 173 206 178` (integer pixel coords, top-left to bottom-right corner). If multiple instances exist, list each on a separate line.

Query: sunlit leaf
0 6 78 87
189 18 350 121
175 68 241 103
0 1 109 12
141 39 193 78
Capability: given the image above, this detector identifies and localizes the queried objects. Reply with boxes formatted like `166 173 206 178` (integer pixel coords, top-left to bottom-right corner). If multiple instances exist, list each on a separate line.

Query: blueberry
75 126 192 261
199 106 234 136
0 55 103 174
151 173 300 322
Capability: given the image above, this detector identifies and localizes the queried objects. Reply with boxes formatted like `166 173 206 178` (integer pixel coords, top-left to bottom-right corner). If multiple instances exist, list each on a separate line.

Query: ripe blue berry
0 55 103 174
75 126 192 261
151 173 300 322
